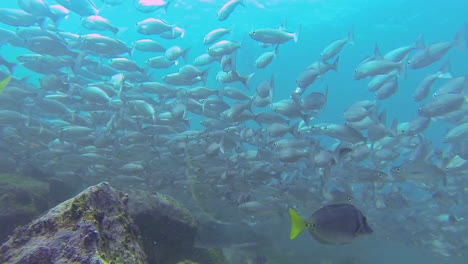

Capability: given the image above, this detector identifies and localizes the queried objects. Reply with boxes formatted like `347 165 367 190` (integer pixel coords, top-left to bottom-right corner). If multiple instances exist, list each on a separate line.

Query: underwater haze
0 0 467 264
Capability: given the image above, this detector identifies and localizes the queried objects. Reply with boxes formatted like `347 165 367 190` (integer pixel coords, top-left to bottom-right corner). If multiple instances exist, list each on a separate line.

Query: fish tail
289 208 308 239
0 76 12 95
242 72 255 89
293 24 302 43
111 26 119 35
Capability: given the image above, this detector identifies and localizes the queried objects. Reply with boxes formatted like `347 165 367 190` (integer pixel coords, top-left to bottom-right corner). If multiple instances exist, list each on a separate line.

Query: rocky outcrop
0 181 229 264
127 189 198 264
0 182 147 264
126 189 229 264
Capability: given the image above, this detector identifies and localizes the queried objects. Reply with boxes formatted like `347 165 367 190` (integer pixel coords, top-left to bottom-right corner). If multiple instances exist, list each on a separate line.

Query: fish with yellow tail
289 204 373 244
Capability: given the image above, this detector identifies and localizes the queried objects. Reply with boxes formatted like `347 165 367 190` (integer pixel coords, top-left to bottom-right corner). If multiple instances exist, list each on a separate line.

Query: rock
0 173 50 244
126 189 198 264
0 182 147 264
125 190 229 264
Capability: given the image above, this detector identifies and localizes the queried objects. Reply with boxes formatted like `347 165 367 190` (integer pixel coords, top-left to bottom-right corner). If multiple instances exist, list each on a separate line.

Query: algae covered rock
0 182 147 264
0 173 50 244
126 190 198 264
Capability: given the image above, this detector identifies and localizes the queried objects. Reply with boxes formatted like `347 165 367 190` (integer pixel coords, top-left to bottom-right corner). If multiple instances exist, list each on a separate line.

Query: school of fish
0 0 467 261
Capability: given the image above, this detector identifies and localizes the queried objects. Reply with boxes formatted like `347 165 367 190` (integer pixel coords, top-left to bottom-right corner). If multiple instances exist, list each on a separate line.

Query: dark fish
289 204 373 244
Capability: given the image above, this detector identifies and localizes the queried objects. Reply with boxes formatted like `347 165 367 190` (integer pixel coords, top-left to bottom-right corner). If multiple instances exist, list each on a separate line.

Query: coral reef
0 182 147 264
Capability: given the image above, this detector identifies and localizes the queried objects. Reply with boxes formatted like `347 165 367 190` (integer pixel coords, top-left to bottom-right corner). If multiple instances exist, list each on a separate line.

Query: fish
79 34 130 56
146 56 178 68
81 15 120 35
320 30 354 61
204 28 232 45
408 24 467 69
17 0 58 23
255 45 279 68
354 59 405 80
136 18 175 35
413 61 452 102
208 40 241 57
249 28 299 44
418 93 465 117
109 58 144 72
56 0 99 16
0 8 39 27
132 39 167 53
217 0 245 21
384 35 425 62
165 46 190 62
133 0 172 13
390 159 447 184
289 204 373 244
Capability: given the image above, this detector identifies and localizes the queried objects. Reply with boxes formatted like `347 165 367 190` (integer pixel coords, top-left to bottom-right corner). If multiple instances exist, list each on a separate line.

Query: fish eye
395 168 401 172
377 172 383 177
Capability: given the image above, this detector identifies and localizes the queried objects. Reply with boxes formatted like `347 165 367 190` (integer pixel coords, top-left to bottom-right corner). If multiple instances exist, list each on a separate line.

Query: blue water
0 0 467 263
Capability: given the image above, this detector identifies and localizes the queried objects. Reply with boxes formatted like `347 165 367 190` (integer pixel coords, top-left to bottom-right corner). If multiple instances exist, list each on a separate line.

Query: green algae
0 173 49 195
61 184 146 264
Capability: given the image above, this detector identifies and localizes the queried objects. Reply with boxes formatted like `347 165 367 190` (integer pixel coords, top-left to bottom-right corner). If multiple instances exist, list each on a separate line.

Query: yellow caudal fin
0 76 12 94
289 208 307 240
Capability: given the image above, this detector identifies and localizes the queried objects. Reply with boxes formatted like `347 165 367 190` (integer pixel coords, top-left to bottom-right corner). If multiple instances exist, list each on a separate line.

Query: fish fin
219 136 225 154
414 34 425 49
378 109 387 125
218 86 225 100
201 67 211 85
397 60 408 80
242 72 255 89
0 76 12 94
373 43 382 59
290 121 301 138
452 23 467 51
347 29 355 45
111 26 119 35
164 0 173 13
231 50 238 71
331 56 340 72
438 61 452 79
290 91 302 106
289 208 307 239
182 47 191 63
274 44 280 56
